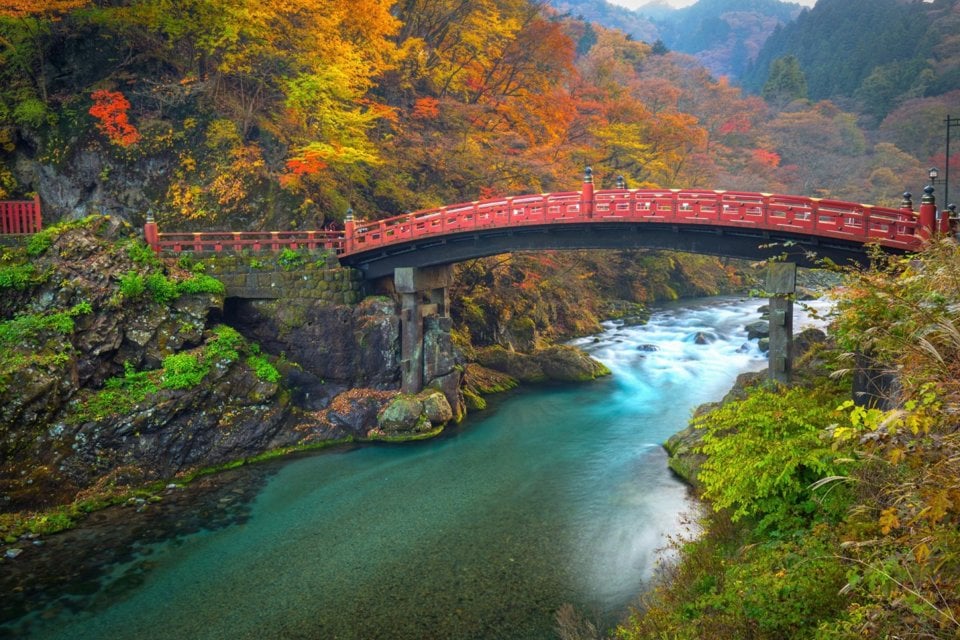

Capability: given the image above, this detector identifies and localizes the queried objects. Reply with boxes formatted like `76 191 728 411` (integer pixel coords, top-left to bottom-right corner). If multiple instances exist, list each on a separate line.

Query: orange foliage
285 151 328 176
752 148 781 168
412 97 440 120
0 0 89 19
88 90 141 147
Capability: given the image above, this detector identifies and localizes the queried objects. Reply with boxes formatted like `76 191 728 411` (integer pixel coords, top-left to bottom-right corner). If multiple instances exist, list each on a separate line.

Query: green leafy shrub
206 325 243 363
177 274 225 295
69 301 93 316
126 239 161 267
160 353 208 389
0 263 40 290
619 519 848 640
26 229 55 256
694 380 850 532
277 247 305 271
12 98 48 128
145 272 178 304
247 354 281 383
119 270 146 299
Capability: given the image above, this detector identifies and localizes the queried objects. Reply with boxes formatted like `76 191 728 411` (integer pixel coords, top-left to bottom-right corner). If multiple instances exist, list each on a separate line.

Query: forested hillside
1 0 949 236
744 0 960 123
552 0 803 79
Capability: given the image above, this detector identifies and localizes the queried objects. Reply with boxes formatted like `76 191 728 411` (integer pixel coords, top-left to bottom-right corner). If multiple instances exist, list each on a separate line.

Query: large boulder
476 344 610 383
534 345 611 381
745 320 769 340
375 389 453 437
476 345 546 382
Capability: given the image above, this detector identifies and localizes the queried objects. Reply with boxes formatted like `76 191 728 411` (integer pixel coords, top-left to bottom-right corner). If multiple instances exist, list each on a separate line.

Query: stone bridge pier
394 265 457 398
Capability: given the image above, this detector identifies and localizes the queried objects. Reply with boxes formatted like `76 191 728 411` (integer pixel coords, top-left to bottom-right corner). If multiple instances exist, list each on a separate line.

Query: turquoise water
9 297 825 639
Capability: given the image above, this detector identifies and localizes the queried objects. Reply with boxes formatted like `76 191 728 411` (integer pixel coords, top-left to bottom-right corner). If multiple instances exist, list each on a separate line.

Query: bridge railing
153 230 343 254
0 195 42 235
146 188 925 258
350 189 923 254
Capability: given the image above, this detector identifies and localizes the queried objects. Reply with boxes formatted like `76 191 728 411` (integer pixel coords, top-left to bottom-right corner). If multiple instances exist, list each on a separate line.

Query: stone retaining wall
203 254 364 303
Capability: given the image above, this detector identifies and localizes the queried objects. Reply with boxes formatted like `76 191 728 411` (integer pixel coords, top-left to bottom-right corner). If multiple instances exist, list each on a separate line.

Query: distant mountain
741 0 959 120
550 0 659 43
550 0 804 79
653 0 803 78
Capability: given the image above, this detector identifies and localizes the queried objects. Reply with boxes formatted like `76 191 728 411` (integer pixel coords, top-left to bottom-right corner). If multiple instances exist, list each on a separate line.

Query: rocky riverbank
0 217 611 532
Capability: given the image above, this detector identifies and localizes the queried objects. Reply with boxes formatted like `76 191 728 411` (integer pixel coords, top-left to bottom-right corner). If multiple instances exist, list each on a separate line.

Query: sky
608 0 817 9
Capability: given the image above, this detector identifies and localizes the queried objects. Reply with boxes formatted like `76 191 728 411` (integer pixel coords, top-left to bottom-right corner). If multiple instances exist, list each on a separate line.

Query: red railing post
143 211 160 252
32 194 41 232
344 207 355 254
898 191 914 240
919 186 937 239
581 167 594 219
939 201 952 235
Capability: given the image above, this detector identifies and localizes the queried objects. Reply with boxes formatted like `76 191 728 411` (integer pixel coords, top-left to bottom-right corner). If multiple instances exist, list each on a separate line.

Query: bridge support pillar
767 262 796 385
395 265 455 394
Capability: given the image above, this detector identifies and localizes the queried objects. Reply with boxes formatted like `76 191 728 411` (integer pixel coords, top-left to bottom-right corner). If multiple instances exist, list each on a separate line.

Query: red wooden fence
0 195 42 235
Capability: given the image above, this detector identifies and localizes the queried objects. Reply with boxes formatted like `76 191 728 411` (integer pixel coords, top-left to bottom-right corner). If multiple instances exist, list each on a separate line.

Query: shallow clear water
7 297 828 640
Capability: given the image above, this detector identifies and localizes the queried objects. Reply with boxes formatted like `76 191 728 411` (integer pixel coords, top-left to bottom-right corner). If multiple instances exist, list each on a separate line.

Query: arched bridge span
146 183 933 280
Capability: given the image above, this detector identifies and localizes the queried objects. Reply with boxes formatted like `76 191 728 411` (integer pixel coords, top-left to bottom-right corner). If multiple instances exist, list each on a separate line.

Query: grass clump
160 352 209 390
247 353 281 383
177 274 225 296
0 262 43 290
72 362 160 423
0 310 75 345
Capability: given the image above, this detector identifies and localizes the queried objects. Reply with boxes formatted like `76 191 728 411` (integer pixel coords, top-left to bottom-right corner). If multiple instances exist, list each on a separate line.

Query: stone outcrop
225 296 401 389
0 219 297 509
476 344 611 383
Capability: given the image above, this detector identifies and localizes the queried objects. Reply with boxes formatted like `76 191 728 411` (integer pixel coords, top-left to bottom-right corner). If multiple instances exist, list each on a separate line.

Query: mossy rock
533 345 611 382
475 345 546 382
663 425 705 489
376 389 452 434
463 388 487 411
462 363 518 396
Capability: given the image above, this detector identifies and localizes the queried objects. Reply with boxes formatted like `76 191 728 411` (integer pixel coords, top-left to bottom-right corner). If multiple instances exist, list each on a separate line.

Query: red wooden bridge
144 174 941 278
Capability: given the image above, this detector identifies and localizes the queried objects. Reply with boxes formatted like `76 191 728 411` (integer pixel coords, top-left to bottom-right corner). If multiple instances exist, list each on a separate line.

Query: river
1 296 827 640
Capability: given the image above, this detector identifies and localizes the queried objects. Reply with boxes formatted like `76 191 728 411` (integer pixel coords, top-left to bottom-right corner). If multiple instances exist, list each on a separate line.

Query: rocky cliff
0 219 423 513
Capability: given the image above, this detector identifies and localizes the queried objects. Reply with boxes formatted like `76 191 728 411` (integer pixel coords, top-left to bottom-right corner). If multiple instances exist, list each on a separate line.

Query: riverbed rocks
744 320 770 341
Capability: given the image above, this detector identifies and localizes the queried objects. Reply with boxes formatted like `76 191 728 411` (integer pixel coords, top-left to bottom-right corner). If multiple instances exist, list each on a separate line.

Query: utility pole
945 115 959 209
